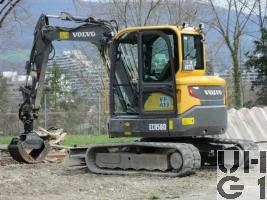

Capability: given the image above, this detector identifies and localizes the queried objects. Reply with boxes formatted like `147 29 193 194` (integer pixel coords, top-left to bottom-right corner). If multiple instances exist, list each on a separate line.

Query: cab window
143 34 174 82
182 34 203 70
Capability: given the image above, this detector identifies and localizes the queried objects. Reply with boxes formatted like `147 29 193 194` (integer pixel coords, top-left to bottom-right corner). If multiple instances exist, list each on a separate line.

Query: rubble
36 127 69 163
1 127 68 165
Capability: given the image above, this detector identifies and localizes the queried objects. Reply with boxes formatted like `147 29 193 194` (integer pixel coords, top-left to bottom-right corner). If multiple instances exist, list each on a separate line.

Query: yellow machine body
115 25 226 115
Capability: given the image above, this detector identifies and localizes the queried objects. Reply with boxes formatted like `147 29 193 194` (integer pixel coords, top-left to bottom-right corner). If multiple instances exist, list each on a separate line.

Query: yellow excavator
8 12 256 176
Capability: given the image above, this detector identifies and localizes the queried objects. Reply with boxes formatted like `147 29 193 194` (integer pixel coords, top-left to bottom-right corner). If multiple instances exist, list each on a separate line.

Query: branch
123 0 129 27
138 0 141 26
143 0 161 26
166 0 173 24
236 0 265 32
112 0 129 28
0 0 21 27
239 0 257 35
233 0 241 40
0 0 12 16
226 0 233 40
208 0 227 38
263 0 267 27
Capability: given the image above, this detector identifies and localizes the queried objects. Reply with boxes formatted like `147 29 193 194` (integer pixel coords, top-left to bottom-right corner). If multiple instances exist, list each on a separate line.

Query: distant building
216 68 258 82
216 67 259 105
47 50 105 107
2 71 26 110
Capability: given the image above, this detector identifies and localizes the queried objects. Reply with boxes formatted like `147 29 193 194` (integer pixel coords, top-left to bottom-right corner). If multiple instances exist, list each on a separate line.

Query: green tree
43 61 84 111
245 28 267 105
0 74 8 112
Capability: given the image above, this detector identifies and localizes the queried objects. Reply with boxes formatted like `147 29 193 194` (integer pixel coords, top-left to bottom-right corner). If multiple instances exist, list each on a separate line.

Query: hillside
0 0 260 73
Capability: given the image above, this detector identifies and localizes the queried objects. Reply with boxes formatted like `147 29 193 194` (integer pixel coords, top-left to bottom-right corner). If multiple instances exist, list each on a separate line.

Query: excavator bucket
8 132 50 163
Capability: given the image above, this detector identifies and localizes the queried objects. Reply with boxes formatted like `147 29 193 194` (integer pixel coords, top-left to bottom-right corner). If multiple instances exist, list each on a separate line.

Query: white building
3 50 108 111
2 71 26 110
216 68 258 82
47 50 105 106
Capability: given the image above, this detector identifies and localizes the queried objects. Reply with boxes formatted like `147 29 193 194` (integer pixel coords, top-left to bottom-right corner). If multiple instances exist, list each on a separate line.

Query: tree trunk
232 53 241 108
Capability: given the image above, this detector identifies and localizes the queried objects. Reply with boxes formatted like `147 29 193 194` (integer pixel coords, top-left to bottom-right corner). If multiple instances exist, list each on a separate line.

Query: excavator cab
109 26 227 138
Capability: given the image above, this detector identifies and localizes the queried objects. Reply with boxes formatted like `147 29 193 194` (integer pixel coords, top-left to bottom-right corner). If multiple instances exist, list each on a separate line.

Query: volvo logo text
204 90 223 96
72 32 96 38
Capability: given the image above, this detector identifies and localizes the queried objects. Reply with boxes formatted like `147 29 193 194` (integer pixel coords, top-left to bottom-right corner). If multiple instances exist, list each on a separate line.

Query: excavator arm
8 12 117 163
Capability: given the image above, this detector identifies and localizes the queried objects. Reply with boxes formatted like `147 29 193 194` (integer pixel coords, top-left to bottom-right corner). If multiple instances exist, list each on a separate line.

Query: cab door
139 30 177 116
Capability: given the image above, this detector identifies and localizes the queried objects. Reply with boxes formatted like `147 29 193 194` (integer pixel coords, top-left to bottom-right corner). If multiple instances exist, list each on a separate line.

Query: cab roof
115 25 203 39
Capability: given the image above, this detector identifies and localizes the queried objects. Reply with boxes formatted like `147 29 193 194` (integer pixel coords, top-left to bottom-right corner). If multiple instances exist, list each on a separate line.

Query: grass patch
61 134 138 147
0 134 138 146
166 194 180 199
149 194 160 200
0 135 12 144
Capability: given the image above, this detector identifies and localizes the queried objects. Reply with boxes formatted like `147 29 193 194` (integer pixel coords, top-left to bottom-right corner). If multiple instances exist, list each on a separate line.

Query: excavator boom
8 12 116 163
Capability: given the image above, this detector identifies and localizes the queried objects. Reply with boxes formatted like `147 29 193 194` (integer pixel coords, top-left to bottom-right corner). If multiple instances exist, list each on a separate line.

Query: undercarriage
67 137 257 176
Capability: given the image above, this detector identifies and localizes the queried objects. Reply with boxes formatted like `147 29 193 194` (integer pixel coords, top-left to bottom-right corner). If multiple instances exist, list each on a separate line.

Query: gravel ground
1 143 265 200
0 154 217 200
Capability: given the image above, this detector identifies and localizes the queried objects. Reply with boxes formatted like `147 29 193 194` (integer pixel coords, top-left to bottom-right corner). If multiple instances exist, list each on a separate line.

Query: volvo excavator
8 12 257 176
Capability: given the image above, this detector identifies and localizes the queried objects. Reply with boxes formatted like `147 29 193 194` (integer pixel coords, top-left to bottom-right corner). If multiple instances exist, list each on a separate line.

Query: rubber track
85 142 201 177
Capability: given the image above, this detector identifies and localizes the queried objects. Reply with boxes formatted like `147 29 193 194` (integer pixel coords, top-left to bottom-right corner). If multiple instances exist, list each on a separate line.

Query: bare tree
108 0 163 28
207 0 257 108
242 0 267 39
0 0 22 27
108 0 202 27
0 0 32 52
256 0 267 30
72 0 163 27
165 0 199 25
247 0 267 32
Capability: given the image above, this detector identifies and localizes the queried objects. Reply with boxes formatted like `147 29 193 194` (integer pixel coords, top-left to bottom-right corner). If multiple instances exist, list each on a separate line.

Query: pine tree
245 28 267 105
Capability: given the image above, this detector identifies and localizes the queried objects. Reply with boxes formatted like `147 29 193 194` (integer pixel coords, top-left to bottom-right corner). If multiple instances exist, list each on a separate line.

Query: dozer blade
66 147 88 167
8 132 50 164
